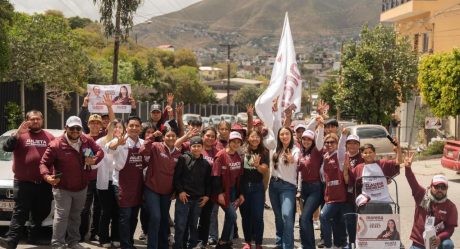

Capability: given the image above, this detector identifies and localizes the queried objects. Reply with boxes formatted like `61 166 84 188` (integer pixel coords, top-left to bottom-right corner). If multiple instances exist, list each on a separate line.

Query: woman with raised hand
269 126 301 249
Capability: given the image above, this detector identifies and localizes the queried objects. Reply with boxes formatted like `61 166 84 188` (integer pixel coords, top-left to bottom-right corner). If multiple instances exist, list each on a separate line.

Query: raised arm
315 116 325 150
337 127 347 171
103 93 116 123
246 104 254 132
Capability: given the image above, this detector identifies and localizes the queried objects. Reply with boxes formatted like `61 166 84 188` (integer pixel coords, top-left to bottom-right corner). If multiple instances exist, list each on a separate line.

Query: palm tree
93 0 142 84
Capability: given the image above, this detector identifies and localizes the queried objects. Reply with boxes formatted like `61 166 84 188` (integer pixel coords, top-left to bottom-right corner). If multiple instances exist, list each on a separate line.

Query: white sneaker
313 220 320 230
168 234 174 246
101 243 111 248
112 241 120 247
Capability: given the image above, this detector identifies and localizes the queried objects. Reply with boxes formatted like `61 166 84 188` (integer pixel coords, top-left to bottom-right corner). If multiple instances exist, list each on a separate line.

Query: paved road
8 158 460 249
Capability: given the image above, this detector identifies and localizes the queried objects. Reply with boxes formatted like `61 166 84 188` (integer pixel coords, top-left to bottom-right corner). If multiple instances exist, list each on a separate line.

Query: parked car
339 120 357 128
0 129 64 226
220 114 237 125
346 125 395 159
182 113 202 126
441 140 460 173
201 117 210 128
236 112 248 125
294 112 304 120
208 115 222 127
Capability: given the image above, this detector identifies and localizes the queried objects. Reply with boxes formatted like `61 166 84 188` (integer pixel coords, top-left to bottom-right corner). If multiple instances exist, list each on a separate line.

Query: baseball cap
294 123 307 131
346 134 360 143
302 130 315 140
66 116 82 128
431 175 448 186
325 119 339 127
231 123 245 131
150 103 161 112
88 114 102 124
229 131 243 142
253 119 263 126
190 136 203 145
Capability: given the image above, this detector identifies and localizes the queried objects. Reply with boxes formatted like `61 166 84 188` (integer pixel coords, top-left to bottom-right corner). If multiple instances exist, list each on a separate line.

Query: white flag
255 12 302 134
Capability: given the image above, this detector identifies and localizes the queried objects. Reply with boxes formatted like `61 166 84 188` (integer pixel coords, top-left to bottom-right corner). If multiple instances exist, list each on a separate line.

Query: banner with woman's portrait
356 214 401 249
87 84 132 113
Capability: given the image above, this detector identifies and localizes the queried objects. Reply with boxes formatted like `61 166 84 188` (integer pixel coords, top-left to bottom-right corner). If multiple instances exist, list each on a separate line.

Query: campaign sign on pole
87 84 132 113
425 117 442 129
356 214 401 249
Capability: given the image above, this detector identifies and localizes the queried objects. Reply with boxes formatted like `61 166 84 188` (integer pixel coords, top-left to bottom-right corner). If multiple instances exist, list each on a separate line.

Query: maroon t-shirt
299 147 323 183
212 150 243 208
405 167 458 247
140 141 182 195
322 152 347 203
215 139 228 151
346 153 364 204
202 146 219 167
12 131 55 182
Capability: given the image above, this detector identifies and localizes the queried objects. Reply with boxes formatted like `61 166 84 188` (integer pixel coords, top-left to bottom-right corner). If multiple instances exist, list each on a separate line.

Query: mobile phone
54 172 63 179
386 135 398 146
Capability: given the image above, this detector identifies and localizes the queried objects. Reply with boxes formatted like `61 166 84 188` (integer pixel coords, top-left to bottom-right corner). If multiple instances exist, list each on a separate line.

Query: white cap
346 134 360 143
432 175 448 186
302 130 315 140
229 131 243 142
66 116 82 128
294 123 307 131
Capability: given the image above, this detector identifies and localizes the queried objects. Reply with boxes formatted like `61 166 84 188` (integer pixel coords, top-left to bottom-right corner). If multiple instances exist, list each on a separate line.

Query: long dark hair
272 126 294 169
384 219 398 232
244 129 267 155
301 137 316 157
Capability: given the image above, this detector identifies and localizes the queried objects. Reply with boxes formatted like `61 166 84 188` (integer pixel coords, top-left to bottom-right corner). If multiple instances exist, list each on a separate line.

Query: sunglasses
324 141 336 145
433 184 447 190
68 126 82 132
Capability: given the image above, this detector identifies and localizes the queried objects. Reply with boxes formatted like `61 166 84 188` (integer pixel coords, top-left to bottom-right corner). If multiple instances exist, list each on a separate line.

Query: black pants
197 200 214 244
140 203 149 234
80 180 100 240
6 180 52 244
97 181 119 244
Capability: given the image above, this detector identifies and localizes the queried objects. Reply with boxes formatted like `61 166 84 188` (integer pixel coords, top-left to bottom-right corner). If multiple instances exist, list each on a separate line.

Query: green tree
174 48 198 68
318 76 338 117
93 0 142 84
5 13 89 112
214 62 237 78
165 66 216 104
336 24 418 124
418 48 460 117
233 85 263 108
68 16 93 29
0 0 14 77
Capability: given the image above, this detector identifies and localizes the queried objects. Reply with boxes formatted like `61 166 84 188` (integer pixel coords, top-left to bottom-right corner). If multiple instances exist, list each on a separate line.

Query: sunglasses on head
433 184 447 190
324 140 336 145
68 126 82 132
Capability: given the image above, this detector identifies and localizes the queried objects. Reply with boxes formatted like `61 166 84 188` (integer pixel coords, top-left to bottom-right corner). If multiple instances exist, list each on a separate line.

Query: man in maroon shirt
404 153 457 249
39 116 104 249
0 110 55 249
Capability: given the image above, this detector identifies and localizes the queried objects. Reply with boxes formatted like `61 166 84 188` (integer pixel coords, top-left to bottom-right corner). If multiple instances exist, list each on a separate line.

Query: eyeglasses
324 141 336 145
68 126 82 132
433 184 447 190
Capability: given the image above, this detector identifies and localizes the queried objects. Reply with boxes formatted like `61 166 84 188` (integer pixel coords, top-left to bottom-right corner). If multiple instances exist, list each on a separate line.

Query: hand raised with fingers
103 93 113 107
341 125 348 136
176 102 184 117
285 148 294 163
316 115 324 126
83 92 90 107
166 93 174 106
403 152 415 168
117 133 128 146
272 96 279 113
16 121 31 137
246 104 254 115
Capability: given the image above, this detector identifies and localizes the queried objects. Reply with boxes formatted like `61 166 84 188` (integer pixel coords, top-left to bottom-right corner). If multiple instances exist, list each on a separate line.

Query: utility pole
220 44 237 104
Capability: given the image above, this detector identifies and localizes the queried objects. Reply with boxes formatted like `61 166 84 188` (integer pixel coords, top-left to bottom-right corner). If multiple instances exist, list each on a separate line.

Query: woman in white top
269 126 300 249
95 119 124 247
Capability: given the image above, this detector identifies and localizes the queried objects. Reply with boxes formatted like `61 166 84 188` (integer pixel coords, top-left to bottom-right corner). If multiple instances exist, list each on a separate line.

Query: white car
0 129 64 226
346 125 396 159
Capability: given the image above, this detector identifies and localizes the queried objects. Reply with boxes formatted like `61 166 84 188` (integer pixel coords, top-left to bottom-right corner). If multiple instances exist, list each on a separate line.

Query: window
414 33 420 52
356 127 387 139
422 33 429 53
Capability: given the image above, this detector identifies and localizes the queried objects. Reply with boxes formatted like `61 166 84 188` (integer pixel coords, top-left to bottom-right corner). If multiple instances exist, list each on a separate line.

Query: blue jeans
410 239 454 249
144 188 172 249
269 179 296 249
174 199 202 249
220 205 237 242
240 182 265 245
209 203 219 241
118 206 139 249
320 202 346 248
299 181 323 249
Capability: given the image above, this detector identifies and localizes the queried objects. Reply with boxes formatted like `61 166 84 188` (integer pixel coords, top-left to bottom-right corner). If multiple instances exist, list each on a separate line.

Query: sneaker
112 241 120 247
313 220 320 230
242 242 251 249
52 245 67 249
216 241 231 249
168 234 174 246
69 243 90 249
0 237 16 249
317 239 325 248
139 232 147 241
264 203 271 209
208 238 218 246
101 243 111 248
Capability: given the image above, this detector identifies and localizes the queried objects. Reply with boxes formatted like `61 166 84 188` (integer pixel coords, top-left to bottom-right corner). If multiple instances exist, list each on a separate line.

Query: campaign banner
87 84 132 113
356 214 401 249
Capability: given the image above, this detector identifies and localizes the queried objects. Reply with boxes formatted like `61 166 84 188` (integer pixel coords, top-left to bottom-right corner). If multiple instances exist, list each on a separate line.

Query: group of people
0 94 457 249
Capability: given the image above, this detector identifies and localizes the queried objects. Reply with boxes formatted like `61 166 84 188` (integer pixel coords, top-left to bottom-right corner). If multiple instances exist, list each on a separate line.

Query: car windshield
0 136 12 161
357 127 387 139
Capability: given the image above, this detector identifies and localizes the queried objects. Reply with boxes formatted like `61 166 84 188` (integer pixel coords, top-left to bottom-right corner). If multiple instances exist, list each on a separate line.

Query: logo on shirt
228 162 241 170
25 139 47 147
